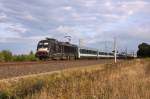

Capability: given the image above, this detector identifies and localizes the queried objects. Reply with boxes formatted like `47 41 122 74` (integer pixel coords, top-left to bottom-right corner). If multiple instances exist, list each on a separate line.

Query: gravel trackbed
0 60 113 79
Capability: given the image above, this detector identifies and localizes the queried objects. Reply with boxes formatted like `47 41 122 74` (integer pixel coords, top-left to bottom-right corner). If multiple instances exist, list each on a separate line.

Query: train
35 38 134 60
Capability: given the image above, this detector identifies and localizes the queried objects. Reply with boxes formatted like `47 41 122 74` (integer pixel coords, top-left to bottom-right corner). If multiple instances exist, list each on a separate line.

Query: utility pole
125 47 128 59
114 38 117 63
78 39 83 59
133 51 135 57
105 41 108 54
79 39 84 47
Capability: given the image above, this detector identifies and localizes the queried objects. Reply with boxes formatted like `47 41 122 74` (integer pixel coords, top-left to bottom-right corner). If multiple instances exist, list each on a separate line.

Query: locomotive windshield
37 41 49 49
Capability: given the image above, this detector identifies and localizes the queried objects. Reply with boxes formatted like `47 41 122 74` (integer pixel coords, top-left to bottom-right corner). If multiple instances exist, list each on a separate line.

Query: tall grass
0 59 150 99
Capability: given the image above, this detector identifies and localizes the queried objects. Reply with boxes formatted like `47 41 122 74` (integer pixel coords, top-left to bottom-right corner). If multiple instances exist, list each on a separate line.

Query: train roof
39 38 77 47
38 39 56 43
79 46 98 51
79 46 114 54
59 41 77 47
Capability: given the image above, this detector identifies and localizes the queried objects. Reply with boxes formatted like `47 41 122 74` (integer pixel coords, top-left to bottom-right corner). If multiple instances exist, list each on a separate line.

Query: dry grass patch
0 59 150 99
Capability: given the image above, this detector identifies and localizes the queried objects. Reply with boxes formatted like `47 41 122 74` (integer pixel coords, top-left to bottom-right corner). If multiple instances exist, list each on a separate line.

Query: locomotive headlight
38 48 49 52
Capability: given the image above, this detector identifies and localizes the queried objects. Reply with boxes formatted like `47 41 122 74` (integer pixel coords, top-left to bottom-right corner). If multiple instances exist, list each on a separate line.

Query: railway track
0 59 114 80
0 61 61 67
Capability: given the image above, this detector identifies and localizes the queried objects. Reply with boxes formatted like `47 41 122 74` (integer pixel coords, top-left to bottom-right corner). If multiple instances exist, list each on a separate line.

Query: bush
13 54 37 62
13 55 27 62
0 52 5 62
0 50 12 62
26 51 37 61
137 43 150 58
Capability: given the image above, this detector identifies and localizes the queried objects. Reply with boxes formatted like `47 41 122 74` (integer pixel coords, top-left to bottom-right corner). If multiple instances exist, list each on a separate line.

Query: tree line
0 50 37 62
137 43 150 58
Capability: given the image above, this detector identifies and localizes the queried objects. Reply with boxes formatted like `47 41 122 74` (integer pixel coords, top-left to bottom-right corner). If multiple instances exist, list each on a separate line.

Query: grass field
0 59 150 99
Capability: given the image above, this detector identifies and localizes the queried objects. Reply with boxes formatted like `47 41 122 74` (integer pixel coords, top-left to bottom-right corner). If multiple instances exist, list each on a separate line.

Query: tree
137 43 150 57
0 50 13 62
0 52 5 62
29 51 34 55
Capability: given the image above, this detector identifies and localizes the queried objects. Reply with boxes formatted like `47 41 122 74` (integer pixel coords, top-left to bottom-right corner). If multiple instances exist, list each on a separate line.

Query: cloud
62 6 73 11
0 0 150 54
6 24 28 33
130 25 150 40
0 12 7 23
55 25 82 40
23 14 37 21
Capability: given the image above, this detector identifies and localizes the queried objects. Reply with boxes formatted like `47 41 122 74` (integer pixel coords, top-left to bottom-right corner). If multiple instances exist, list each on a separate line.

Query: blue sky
0 0 150 54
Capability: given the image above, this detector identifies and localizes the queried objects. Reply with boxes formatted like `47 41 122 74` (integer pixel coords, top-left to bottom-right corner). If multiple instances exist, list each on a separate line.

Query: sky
0 0 150 54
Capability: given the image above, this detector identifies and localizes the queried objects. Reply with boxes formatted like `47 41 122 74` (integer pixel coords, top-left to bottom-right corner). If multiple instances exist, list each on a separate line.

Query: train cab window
38 42 49 48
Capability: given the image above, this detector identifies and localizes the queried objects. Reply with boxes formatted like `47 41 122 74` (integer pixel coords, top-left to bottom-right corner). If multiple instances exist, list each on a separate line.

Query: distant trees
137 43 150 58
0 50 37 62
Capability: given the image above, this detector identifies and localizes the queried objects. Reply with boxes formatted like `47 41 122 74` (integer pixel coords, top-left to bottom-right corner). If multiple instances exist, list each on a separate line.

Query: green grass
0 59 150 99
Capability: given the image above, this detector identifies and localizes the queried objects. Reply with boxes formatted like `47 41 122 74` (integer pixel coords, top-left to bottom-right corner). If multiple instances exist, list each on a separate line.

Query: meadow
0 59 150 99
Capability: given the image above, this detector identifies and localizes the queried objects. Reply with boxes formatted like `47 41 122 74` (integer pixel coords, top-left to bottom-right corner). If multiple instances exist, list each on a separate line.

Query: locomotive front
36 40 50 60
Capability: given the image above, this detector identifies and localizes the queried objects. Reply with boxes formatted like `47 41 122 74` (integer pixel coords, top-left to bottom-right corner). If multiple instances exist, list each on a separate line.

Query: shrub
0 50 12 62
137 43 150 58
0 91 9 99
13 55 27 62
26 51 37 61
0 52 5 62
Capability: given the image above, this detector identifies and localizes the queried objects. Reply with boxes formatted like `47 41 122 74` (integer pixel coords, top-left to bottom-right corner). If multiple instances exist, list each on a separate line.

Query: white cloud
118 1 148 16
23 14 37 21
104 1 114 10
0 23 25 38
55 25 88 41
62 6 73 11
0 12 7 22
56 25 76 34
6 24 28 33
130 25 150 40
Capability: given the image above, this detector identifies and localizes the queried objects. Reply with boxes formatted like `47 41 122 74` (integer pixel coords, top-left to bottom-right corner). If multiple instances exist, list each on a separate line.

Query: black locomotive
36 38 78 60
